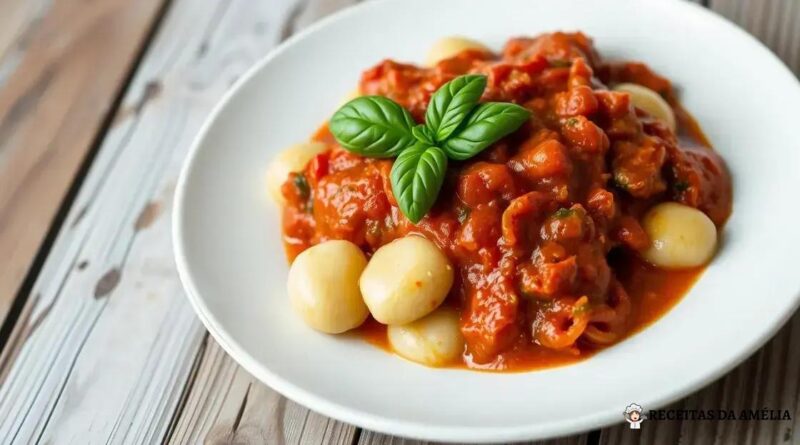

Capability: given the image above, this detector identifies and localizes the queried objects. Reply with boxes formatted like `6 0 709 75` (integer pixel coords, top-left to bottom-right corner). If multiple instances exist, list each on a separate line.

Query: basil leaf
442 102 530 160
390 143 448 224
425 75 486 142
329 96 416 157
412 124 435 145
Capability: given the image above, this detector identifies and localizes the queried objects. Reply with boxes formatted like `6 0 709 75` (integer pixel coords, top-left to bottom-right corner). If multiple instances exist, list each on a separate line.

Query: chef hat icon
625 403 643 415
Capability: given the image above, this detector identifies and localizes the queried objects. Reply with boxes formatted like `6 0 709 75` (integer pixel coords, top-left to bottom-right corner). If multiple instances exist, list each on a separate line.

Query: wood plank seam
161 333 210 443
350 428 364 445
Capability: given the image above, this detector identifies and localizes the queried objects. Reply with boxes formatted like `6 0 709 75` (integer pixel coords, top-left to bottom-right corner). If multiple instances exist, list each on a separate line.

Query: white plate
173 0 800 441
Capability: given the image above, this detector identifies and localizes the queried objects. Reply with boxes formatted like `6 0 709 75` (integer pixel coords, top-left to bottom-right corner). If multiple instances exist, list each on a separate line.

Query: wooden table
0 0 797 443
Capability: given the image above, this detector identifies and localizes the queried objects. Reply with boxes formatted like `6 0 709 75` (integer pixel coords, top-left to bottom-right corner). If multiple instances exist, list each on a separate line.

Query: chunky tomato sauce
281 32 732 371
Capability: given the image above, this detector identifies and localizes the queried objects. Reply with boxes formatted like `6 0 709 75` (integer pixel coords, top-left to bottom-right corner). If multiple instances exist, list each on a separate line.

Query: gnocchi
388 308 464 367
288 240 369 333
265 141 326 204
613 83 677 132
425 36 490 66
360 236 454 325
642 202 718 268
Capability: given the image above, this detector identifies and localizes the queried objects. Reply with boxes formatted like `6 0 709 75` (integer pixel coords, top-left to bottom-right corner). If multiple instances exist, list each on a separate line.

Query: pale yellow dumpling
613 83 677 132
388 308 464 367
426 36 490 66
360 235 454 325
265 142 327 204
642 202 718 269
288 240 369 333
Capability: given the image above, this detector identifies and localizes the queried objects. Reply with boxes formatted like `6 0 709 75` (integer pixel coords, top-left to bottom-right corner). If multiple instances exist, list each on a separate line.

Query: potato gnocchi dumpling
425 36 490 66
642 202 718 268
388 308 464 367
266 142 327 204
360 236 454 325
288 240 369 333
613 83 677 132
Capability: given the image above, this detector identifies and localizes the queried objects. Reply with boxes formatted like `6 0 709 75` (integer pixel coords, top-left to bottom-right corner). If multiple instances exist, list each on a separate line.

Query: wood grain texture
710 0 800 75
0 0 166 323
167 337 356 444
0 0 333 442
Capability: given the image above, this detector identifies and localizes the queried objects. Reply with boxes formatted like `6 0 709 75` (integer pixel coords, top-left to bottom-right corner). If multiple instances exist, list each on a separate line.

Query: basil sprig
329 74 530 223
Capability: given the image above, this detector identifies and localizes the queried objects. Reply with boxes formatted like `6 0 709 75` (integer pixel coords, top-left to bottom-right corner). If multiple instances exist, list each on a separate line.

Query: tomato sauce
280 32 731 371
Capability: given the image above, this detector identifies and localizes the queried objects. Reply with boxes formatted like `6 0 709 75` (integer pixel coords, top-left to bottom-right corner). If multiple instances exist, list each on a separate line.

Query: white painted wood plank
0 0 304 442
168 338 356 444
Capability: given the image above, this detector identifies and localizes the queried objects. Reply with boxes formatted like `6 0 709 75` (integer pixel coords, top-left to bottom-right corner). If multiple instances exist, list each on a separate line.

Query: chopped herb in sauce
674 180 690 192
538 299 555 310
549 59 572 68
572 302 589 317
554 208 575 219
613 174 629 191
294 173 310 199
456 206 471 223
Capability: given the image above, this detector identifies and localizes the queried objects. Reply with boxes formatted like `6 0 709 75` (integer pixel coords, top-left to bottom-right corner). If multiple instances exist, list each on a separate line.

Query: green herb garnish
293 173 310 199
674 180 690 192
329 96 416 157
549 59 572 68
572 302 589 317
329 74 530 223
553 208 575 219
390 143 448 223
292 173 313 213
613 174 629 191
456 206 471 223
